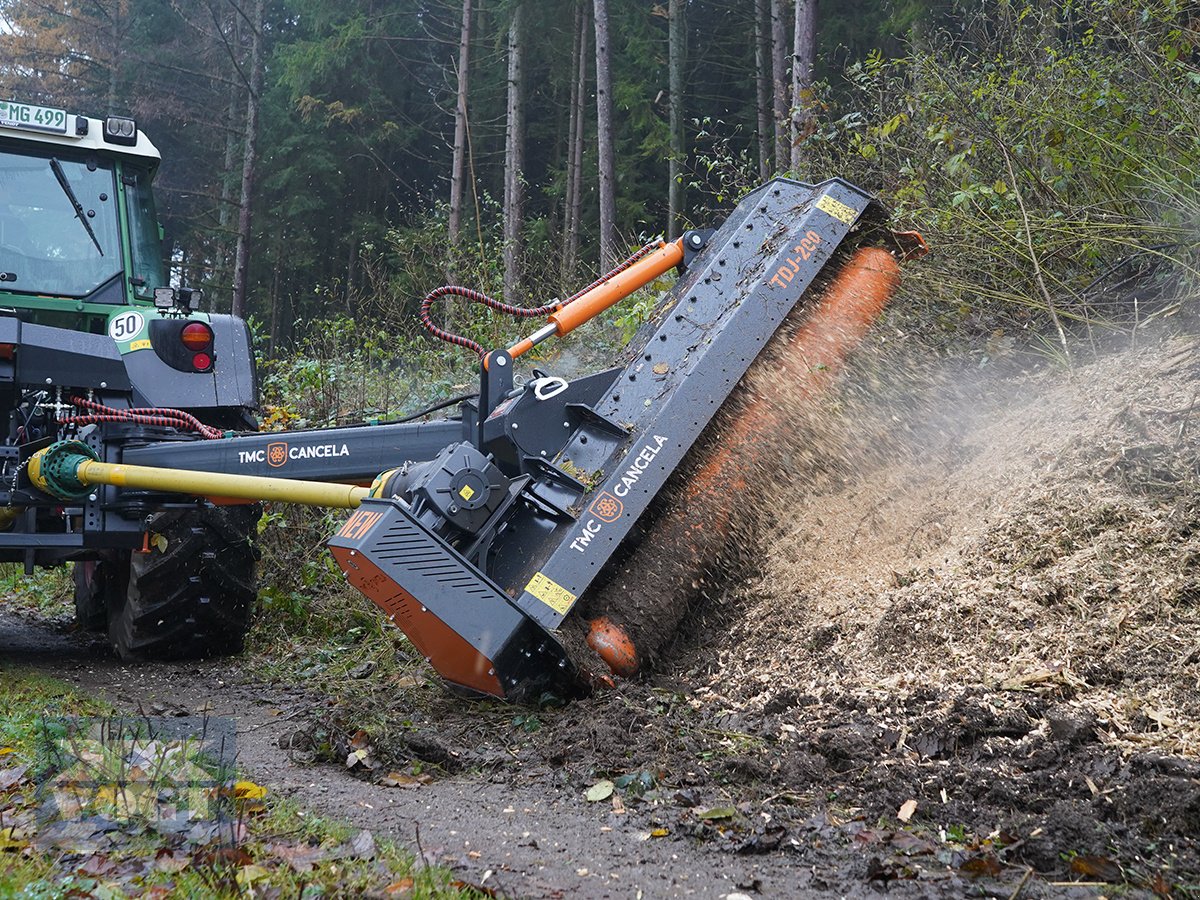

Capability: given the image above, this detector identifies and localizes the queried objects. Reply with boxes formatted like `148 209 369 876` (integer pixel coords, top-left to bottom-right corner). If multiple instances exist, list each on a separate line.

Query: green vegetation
805 1 1200 353
0 668 465 898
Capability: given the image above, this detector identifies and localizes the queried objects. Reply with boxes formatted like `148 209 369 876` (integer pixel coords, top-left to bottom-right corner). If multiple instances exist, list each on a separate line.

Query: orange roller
587 245 903 680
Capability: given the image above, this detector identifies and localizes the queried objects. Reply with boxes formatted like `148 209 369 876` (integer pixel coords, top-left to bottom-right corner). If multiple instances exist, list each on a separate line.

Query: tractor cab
0 99 168 330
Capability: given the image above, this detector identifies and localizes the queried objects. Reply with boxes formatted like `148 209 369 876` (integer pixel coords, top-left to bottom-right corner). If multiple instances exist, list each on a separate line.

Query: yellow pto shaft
76 460 370 508
28 440 371 508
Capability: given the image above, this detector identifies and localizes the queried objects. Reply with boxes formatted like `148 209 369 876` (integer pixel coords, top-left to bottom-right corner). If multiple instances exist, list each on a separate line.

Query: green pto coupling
28 440 100 501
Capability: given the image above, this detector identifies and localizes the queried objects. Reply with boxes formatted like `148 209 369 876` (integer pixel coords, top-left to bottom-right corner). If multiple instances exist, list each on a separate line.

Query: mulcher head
325 177 920 700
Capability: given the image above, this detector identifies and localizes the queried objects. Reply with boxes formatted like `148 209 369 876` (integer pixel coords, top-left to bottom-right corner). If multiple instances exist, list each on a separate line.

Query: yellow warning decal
129 339 152 351
525 571 576 615
816 194 858 224
458 484 476 501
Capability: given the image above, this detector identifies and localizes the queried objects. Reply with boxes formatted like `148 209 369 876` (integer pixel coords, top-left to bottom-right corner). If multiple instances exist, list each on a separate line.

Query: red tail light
180 322 214 351
192 351 213 371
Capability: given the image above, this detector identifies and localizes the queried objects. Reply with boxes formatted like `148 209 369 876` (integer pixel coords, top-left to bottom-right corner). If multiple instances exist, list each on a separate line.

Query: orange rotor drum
586 245 902 681
685 244 901 509
586 616 640 678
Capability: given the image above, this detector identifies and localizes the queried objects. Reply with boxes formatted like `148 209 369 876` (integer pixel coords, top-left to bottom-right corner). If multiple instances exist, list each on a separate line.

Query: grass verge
0 665 469 899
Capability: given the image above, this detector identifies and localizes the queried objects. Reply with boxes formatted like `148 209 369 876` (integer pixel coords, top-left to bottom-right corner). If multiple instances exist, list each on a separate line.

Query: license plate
0 99 69 135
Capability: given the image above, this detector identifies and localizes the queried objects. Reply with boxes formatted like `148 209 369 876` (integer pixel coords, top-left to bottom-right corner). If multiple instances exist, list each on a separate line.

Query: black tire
73 558 117 632
108 505 260 661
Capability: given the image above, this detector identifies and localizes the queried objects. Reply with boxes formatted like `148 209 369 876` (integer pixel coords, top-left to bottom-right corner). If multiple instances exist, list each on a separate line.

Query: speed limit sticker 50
108 310 145 342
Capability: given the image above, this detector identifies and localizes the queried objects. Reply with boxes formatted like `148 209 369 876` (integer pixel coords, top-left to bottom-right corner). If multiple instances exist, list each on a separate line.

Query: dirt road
1 609 874 899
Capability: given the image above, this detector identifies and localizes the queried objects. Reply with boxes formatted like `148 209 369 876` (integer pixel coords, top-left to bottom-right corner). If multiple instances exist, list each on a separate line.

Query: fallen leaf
268 842 327 873
384 878 414 895
652 363 669 375
0 825 29 851
0 748 14 756
650 827 669 837
154 849 190 873
76 855 119 878
897 799 918 822
585 780 614 802
1149 872 1174 897
0 765 28 791
1070 855 1122 881
233 780 268 800
380 772 429 788
236 864 270 888
346 747 379 770
696 806 736 820
196 846 254 868
611 795 626 815
889 831 935 854
960 855 1002 877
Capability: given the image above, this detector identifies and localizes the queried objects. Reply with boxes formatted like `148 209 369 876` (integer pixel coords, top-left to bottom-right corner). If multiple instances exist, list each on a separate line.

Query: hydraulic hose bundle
61 396 224 440
419 241 662 356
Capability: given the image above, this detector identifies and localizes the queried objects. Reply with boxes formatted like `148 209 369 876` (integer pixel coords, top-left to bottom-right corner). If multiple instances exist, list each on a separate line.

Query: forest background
0 0 1197 423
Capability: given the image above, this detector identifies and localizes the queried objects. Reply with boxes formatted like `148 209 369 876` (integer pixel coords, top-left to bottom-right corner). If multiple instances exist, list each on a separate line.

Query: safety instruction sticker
816 193 858 224
525 571 576 615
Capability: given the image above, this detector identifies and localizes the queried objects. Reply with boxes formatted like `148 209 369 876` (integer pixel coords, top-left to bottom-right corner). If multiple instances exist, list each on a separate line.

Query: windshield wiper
49 158 103 257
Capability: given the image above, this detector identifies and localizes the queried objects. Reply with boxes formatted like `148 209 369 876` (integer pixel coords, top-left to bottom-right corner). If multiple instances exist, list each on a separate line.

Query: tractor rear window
0 148 122 298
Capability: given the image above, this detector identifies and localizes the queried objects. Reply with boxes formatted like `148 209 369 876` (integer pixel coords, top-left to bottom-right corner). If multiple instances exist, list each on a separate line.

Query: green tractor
0 99 259 659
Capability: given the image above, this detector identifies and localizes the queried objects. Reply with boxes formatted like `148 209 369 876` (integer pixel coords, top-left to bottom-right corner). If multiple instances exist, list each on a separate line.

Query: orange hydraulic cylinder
507 239 685 360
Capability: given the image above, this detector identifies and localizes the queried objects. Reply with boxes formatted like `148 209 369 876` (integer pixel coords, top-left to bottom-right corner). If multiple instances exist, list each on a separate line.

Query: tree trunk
232 0 265 320
217 11 242 296
268 249 281 357
593 0 617 269
448 0 472 265
106 1 123 111
502 2 525 302
668 0 686 241
563 0 588 280
790 0 816 174
770 0 789 173
754 0 772 179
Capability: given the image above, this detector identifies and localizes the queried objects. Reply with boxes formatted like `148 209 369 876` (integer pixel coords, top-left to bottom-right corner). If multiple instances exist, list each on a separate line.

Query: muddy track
0 610 886 899
7 603 1195 899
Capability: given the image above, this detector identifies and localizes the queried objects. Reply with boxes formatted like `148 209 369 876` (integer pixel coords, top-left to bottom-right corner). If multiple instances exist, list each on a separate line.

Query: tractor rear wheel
107 505 260 660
